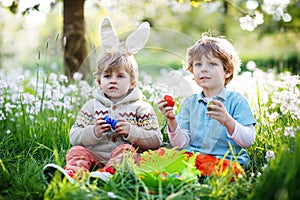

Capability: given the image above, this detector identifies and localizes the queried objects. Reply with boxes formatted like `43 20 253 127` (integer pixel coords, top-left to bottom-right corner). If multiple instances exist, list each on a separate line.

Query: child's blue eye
194 63 202 67
103 74 111 78
209 62 218 67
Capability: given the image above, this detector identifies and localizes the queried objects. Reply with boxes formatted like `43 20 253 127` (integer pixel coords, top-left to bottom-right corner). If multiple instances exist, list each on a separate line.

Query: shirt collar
197 88 227 103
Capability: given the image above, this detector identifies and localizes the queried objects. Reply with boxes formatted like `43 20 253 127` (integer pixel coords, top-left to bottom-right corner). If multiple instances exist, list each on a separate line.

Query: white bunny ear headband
100 17 150 55
96 17 150 84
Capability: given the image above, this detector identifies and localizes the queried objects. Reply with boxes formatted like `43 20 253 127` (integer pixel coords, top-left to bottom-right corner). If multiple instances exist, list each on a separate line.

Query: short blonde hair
94 51 138 86
186 36 241 86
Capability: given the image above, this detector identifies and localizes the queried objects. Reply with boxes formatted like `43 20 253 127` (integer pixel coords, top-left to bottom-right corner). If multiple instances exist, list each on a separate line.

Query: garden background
0 0 299 199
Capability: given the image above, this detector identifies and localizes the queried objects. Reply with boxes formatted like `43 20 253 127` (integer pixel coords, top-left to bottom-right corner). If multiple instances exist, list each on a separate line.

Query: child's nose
200 65 208 72
110 76 118 83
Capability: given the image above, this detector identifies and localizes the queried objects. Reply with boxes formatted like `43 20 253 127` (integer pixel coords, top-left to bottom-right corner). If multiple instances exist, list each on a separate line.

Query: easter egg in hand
103 115 117 129
207 101 213 111
163 95 175 107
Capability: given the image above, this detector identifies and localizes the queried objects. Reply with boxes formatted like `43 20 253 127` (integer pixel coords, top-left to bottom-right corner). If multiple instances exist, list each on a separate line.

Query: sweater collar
94 87 142 106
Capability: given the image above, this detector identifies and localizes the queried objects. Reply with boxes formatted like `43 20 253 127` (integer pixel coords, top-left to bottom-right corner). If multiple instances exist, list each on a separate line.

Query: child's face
100 66 134 102
192 52 232 97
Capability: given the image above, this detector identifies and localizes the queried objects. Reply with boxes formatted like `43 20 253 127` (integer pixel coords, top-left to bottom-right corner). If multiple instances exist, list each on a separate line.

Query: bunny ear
100 17 119 53
126 21 150 54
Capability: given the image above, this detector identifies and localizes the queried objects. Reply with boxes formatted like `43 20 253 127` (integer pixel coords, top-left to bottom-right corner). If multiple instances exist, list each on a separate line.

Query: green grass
0 69 299 200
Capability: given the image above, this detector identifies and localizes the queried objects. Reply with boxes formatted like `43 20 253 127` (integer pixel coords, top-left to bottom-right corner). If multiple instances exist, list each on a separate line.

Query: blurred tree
187 0 299 33
63 0 89 81
1 0 299 76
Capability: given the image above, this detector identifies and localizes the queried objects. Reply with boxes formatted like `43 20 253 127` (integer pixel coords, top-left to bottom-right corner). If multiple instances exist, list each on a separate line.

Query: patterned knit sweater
69 87 163 163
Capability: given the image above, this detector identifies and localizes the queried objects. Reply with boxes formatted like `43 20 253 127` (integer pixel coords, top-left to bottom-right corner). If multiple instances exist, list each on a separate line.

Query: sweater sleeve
69 99 105 146
123 101 163 150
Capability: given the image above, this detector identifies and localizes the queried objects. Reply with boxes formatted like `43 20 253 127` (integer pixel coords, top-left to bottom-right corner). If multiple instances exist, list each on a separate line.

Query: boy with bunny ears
43 17 163 184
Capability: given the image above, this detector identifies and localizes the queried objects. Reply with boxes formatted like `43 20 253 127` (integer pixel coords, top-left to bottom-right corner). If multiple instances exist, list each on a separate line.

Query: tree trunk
63 0 89 81
220 0 228 35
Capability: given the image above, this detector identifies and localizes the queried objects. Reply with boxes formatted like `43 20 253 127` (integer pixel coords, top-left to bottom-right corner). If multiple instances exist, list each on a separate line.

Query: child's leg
89 145 136 182
194 154 245 178
65 146 104 173
105 144 138 168
184 152 244 179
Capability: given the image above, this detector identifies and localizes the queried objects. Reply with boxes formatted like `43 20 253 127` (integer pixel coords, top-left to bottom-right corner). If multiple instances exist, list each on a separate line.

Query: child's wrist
167 119 177 132
224 116 235 134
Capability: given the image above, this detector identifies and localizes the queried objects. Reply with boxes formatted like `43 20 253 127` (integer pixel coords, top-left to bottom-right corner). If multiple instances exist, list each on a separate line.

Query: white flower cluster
0 70 94 123
240 0 291 31
262 0 292 22
265 150 276 162
284 126 300 138
239 12 264 31
1 66 299 142
271 75 300 119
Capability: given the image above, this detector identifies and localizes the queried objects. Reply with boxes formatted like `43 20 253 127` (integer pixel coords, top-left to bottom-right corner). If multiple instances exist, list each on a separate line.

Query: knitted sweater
69 87 163 163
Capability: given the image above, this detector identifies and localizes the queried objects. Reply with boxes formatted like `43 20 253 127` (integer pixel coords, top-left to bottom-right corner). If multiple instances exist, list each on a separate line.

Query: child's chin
199 82 210 87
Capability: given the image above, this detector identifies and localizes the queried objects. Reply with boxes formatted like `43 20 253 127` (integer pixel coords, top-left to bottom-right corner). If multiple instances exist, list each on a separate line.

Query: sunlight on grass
0 65 299 199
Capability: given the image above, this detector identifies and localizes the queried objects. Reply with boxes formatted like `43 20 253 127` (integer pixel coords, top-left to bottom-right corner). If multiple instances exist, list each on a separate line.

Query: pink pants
64 144 138 173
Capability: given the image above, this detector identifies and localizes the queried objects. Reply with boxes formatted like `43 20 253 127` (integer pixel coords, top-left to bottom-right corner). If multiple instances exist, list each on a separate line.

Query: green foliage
42 154 251 200
246 75 299 175
0 69 299 199
4 0 40 15
241 54 300 75
249 134 300 200
1 1 300 198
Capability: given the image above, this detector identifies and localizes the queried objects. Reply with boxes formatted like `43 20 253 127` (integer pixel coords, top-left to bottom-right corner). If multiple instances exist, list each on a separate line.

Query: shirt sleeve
227 121 256 148
166 125 190 149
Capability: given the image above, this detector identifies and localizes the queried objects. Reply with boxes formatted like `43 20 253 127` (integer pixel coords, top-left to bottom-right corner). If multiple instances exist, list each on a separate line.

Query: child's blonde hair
186 36 241 86
94 17 150 88
94 51 138 87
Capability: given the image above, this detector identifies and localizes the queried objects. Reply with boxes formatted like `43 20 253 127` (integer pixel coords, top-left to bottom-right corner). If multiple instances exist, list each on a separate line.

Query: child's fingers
158 101 168 111
116 118 126 122
95 119 106 126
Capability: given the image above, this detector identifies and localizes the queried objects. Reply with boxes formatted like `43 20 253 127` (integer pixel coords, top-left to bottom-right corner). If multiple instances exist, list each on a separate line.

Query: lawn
0 66 299 200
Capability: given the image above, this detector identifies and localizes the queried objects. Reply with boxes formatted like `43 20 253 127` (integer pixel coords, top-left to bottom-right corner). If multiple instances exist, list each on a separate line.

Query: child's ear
97 80 101 88
130 81 137 89
225 73 231 78
225 69 233 78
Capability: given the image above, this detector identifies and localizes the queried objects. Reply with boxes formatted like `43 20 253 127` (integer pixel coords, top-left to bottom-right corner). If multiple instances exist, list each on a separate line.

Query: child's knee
66 146 88 157
117 144 136 152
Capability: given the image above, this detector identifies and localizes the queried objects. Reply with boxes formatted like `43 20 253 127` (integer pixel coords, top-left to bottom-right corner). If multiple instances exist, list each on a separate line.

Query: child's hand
94 117 111 137
157 99 176 119
206 100 232 126
115 118 130 136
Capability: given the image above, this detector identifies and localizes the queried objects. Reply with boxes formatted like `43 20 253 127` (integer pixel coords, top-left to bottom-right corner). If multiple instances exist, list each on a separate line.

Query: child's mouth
109 86 118 90
200 76 210 80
